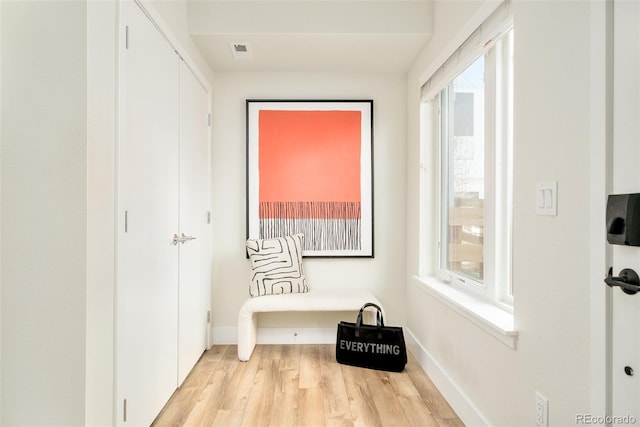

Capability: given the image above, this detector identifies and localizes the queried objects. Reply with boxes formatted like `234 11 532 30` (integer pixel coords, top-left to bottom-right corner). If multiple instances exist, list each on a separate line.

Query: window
433 27 514 308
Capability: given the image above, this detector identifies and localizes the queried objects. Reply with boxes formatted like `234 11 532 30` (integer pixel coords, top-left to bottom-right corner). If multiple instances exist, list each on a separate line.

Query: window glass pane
446 55 485 281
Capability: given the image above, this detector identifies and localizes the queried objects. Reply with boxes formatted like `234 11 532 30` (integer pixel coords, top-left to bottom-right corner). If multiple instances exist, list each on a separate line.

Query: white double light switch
536 181 557 216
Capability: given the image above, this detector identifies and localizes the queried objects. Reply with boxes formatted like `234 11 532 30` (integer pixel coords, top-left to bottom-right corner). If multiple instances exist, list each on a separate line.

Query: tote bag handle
355 302 384 338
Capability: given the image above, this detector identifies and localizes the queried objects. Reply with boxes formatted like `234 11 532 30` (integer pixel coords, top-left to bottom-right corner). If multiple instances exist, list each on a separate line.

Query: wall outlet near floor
535 391 549 426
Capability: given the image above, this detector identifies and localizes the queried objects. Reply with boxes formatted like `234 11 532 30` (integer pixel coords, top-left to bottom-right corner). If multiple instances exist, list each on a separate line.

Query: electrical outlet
535 391 549 427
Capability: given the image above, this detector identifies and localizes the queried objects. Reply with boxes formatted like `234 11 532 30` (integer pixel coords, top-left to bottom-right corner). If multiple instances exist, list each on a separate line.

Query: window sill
412 275 518 349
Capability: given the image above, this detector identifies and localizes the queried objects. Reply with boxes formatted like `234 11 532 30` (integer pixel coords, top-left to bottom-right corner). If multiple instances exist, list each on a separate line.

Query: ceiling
187 0 434 73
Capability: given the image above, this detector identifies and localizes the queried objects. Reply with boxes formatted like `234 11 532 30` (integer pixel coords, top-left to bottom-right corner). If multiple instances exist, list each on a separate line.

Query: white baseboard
258 327 336 344
405 328 489 426
212 327 237 344
212 327 336 345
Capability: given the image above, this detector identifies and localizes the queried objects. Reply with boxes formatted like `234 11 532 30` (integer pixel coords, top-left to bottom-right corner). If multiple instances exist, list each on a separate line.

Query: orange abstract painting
247 100 373 257
258 110 361 205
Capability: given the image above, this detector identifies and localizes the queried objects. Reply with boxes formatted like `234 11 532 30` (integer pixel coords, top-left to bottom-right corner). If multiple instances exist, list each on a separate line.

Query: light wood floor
152 344 463 427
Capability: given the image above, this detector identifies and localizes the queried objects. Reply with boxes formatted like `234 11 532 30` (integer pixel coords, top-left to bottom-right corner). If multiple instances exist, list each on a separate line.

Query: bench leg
238 311 257 361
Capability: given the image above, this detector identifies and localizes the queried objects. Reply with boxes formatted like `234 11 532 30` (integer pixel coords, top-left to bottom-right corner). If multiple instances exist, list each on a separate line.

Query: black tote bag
336 302 407 372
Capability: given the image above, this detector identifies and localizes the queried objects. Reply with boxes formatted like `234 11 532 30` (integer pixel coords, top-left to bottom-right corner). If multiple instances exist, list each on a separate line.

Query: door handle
605 267 640 295
180 233 196 242
172 233 196 246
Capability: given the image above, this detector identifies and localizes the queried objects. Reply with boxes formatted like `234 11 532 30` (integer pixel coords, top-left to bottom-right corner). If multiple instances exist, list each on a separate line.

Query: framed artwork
246 99 374 257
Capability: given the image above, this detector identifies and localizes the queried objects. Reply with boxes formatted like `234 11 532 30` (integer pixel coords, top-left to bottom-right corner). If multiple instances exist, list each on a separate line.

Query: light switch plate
536 181 557 216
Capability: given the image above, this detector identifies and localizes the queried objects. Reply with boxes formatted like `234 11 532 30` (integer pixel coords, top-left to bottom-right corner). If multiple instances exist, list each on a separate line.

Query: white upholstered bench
237 289 383 361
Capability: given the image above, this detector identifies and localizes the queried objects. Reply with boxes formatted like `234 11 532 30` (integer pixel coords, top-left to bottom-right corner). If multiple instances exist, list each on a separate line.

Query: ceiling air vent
229 42 252 61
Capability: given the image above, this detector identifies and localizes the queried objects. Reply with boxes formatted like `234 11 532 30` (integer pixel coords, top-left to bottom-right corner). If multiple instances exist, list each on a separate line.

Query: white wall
211 72 408 340
1 1 87 424
406 1 594 425
86 1 117 424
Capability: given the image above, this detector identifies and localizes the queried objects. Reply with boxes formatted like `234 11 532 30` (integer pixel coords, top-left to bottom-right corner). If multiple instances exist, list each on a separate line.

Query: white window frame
433 27 514 310
415 3 516 346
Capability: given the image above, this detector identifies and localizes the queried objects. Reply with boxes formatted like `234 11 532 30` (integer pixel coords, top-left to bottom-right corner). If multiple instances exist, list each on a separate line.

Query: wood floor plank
340 364 383 427
278 344 301 371
153 344 462 427
298 388 326 427
326 419 355 427
220 345 264 411
212 345 240 380
152 351 215 426
319 345 353 423
262 343 284 361
202 344 227 361
267 368 299 427
152 386 198 427
398 395 440 427
434 416 466 427
387 370 421 398
365 369 412 426
240 359 278 427
180 370 228 426
299 344 322 389
212 409 244 427
404 354 459 420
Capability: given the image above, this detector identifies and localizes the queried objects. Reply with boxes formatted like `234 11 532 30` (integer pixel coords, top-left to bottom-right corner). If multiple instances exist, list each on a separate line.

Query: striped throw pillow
246 233 309 297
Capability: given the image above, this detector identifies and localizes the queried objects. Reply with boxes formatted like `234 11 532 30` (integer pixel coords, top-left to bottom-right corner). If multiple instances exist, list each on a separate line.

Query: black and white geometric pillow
246 233 309 297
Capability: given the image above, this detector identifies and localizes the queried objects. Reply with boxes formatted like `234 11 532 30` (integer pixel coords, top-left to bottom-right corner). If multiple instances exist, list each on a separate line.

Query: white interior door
611 0 640 422
116 2 180 425
177 61 212 384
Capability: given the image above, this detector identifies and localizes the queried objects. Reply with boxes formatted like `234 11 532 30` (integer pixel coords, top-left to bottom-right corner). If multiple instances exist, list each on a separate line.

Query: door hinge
124 210 129 233
125 26 129 50
207 211 211 224
208 113 212 127
207 310 211 323
123 398 127 422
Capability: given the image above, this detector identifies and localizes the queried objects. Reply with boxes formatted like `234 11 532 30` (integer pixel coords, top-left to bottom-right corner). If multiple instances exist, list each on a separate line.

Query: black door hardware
606 193 640 246
625 366 634 376
605 267 640 295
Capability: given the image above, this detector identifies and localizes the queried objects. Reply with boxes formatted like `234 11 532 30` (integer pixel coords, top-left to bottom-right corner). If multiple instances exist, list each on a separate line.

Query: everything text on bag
338 340 401 355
